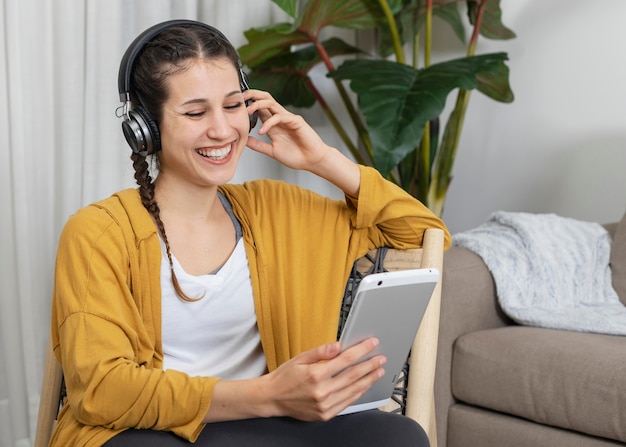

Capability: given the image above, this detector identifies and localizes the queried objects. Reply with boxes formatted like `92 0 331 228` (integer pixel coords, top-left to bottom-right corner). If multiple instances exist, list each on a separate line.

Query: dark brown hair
130 24 240 301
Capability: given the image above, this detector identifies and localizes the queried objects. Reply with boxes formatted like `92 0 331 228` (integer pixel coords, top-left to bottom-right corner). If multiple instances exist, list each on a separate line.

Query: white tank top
160 229 266 379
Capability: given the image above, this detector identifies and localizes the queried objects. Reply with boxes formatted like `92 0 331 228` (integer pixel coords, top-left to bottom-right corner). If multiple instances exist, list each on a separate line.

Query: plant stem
417 122 431 204
377 0 405 64
412 32 420 69
314 39 374 162
424 0 432 67
466 0 488 58
416 0 433 206
428 91 469 214
305 78 365 165
428 0 488 215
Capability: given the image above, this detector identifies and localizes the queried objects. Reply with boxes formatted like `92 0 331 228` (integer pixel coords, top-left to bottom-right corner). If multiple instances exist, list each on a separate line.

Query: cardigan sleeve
349 165 451 251
52 203 214 441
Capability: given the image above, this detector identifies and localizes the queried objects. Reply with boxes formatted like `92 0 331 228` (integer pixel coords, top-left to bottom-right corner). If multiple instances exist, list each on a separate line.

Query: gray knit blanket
453 211 626 336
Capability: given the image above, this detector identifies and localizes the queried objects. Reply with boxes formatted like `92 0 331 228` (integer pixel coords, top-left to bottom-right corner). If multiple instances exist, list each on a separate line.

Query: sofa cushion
448 405 625 447
452 326 626 443
611 211 626 305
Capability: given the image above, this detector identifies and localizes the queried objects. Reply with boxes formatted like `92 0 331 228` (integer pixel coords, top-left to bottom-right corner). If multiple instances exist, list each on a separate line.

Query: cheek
236 108 254 134
159 118 198 148
158 118 180 144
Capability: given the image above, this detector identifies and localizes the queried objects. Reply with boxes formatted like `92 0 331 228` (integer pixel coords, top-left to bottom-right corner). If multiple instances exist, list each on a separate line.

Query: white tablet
336 267 439 415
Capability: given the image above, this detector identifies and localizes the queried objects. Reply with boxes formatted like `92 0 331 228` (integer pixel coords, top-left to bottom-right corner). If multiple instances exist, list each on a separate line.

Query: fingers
267 339 386 421
295 342 342 365
324 363 386 417
319 338 387 401
294 337 382 372
244 90 300 132
334 337 382 371
314 339 387 419
244 90 285 120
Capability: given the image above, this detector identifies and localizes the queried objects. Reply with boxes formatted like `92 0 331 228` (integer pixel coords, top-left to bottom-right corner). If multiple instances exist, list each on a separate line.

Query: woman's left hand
244 89 361 197
244 90 331 171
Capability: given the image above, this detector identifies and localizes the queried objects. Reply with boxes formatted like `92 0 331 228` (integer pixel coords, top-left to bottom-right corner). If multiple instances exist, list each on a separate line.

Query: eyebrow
180 90 242 107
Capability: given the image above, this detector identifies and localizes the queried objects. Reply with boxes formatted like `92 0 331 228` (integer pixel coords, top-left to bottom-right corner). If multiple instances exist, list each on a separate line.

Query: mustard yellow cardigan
50 166 450 446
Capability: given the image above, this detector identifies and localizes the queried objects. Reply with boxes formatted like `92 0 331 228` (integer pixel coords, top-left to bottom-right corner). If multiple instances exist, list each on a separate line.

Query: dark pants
102 410 429 447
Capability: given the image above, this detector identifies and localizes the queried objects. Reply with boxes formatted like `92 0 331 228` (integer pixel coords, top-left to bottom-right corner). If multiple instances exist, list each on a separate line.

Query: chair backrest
34 339 64 447
355 228 444 447
34 228 444 447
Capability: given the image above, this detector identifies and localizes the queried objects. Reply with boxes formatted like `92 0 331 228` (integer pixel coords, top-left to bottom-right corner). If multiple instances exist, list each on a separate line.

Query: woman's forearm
306 146 361 198
202 375 276 423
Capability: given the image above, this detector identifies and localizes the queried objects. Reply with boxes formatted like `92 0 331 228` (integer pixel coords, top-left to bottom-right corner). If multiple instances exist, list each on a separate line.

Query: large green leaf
239 23 310 68
329 52 509 176
272 0 298 18
251 71 317 108
432 2 467 43
299 0 381 33
468 0 516 40
239 0 381 69
476 62 514 103
248 38 364 107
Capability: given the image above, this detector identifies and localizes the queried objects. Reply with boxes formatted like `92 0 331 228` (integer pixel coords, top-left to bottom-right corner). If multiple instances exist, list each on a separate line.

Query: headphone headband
117 19 228 103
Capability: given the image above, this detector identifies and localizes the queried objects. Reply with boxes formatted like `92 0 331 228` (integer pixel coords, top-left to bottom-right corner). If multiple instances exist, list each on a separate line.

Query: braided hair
129 24 241 301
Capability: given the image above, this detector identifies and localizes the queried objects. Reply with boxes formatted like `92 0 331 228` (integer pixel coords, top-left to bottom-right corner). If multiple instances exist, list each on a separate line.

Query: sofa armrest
440 246 512 333
434 245 513 447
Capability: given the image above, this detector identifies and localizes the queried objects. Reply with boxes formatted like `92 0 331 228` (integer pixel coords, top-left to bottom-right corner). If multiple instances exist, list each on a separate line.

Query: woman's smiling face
156 57 250 189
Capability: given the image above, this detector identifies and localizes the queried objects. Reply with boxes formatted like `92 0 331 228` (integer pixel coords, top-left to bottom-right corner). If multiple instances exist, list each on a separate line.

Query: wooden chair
34 338 64 447
353 228 445 446
34 228 444 447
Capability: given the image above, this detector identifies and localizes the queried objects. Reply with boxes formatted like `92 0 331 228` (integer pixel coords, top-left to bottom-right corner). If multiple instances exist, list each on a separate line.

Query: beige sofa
435 212 626 447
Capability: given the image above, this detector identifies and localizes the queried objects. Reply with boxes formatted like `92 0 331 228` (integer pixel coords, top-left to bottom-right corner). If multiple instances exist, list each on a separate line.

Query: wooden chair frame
355 228 444 445
34 228 444 447
35 338 64 447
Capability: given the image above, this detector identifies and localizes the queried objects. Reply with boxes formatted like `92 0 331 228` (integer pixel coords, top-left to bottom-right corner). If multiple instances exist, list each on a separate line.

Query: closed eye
183 100 244 118
225 102 244 110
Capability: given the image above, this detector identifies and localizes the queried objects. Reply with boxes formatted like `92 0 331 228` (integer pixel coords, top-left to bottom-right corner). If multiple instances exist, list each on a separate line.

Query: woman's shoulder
65 189 138 221
61 188 153 243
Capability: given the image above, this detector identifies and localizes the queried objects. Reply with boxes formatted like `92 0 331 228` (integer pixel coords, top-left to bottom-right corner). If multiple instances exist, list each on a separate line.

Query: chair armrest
35 339 64 447
434 245 513 447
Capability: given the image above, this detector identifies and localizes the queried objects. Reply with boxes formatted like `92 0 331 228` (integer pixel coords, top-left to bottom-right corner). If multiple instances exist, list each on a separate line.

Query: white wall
439 1 626 233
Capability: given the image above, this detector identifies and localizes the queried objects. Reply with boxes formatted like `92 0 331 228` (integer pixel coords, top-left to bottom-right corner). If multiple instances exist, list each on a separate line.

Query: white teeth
197 146 232 160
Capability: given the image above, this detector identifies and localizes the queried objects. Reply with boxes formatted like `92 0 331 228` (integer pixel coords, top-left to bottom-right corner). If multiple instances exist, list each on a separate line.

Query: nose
205 110 231 140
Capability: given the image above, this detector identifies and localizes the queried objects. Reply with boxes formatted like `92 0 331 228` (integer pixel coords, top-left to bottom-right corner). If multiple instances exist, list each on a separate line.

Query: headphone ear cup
121 106 161 156
246 99 259 131
240 69 258 132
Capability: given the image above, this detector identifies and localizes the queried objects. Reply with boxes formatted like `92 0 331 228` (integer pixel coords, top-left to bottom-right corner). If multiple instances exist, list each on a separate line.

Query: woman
50 19 451 446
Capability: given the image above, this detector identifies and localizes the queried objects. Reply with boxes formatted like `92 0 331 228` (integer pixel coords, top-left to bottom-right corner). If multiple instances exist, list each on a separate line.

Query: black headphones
118 19 258 156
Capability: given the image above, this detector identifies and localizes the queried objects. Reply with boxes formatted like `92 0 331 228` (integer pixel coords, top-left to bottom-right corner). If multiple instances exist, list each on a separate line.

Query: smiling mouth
196 145 232 161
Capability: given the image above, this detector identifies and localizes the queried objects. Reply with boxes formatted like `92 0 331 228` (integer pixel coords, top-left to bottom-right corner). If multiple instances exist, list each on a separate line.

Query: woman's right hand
203 338 386 423
261 338 386 421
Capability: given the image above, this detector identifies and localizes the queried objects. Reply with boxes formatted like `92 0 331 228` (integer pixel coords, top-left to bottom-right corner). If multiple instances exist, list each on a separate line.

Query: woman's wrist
307 146 361 197
203 374 278 423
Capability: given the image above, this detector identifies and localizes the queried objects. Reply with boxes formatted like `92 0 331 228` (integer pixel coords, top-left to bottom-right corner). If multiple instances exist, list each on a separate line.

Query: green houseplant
238 0 515 216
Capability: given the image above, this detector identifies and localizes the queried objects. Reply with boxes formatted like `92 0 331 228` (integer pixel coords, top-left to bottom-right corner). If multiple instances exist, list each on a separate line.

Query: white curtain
0 1 298 445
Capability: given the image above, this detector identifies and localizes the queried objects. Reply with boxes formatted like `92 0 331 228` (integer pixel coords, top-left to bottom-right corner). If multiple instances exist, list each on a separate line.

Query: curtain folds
0 1 289 445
